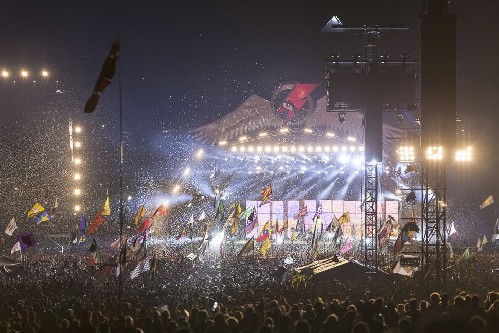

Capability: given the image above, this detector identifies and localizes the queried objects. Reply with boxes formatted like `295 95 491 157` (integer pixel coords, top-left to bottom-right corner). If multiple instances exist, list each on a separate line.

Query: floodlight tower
419 0 456 285
323 17 417 272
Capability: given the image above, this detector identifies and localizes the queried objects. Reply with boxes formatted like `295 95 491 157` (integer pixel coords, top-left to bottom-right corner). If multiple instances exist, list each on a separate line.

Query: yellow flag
260 237 271 256
482 235 488 245
134 205 146 225
291 230 298 242
27 203 45 218
101 196 110 216
338 211 350 224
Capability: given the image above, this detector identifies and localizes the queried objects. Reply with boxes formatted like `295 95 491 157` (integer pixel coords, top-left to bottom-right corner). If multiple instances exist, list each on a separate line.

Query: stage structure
323 17 417 272
419 0 457 285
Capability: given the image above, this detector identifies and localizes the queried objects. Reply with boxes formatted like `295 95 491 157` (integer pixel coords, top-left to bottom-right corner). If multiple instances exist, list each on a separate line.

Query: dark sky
0 0 498 211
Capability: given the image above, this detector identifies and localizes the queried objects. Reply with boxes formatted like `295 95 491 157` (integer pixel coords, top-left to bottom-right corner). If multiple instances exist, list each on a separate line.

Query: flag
230 214 238 236
27 203 44 218
17 232 36 251
259 184 272 207
84 40 120 113
79 215 87 233
100 196 111 216
137 217 151 234
338 212 351 225
456 247 470 265
131 258 151 279
332 225 343 243
378 221 392 248
244 217 258 234
237 237 254 257
325 215 338 233
340 239 353 254
134 205 146 225
150 254 157 280
215 201 224 221
311 215 322 235
198 210 206 221
53 197 59 209
110 234 128 249
35 212 51 225
11 241 21 254
88 238 98 253
260 237 271 256
291 229 298 242
4 217 17 236
278 220 288 234
86 249 101 267
152 204 168 218
256 222 271 242
293 206 308 220
393 261 413 276
393 230 410 255
448 222 458 239
479 195 494 209
240 207 254 220
188 214 195 228
88 213 104 234
482 235 488 246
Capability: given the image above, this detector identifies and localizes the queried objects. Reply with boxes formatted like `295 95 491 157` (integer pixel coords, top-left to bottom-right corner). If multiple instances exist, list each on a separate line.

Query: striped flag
130 258 151 279
134 205 146 225
27 203 44 218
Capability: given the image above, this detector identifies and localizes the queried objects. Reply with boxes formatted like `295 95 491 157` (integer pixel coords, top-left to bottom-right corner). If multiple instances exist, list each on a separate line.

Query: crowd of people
0 239 498 333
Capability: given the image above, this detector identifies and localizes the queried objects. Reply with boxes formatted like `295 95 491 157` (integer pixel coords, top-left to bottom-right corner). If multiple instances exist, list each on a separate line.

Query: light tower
323 17 417 272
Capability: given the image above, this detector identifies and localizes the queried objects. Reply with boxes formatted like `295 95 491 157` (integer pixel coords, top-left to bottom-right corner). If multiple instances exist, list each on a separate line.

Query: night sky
0 1 498 235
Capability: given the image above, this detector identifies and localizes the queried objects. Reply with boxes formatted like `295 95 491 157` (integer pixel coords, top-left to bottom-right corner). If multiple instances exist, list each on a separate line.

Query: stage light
455 146 472 162
397 146 415 162
183 167 191 176
307 146 313 153
257 146 263 152
20 70 29 78
273 146 279 153
196 148 204 159
127 195 132 201
259 132 268 137
281 146 288 153
298 146 305 152
290 146 296 153
315 146 322 152
265 146 271 152
426 146 443 160
240 146 246 152
41 70 49 77
164 200 170 207
74 126 82 133
324 146 330 152
341 146 347 152
349 146 356 152
74 205 81 212
74 188 81 196
1 70 9 78
326 132 335 138
338 112 346 123
248 146 254 152
359 146 365 152
74 157 81 165
231 146 237 152
219 140 227 146
347 136 356 142
172 185 180 194
304 128 313 133
239 136 248 142
74 173 81 181
74 141 82 148
333 146 339 152
279 127 289 133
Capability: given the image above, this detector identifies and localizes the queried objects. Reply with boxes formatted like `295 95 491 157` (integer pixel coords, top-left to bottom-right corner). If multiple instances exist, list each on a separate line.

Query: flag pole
117 35 125 316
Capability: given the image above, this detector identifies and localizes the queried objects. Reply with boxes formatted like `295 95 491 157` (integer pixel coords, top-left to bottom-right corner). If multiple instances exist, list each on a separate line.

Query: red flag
84 40 120 113
88 213 104 234
152 205 168 218
137 217 151 234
